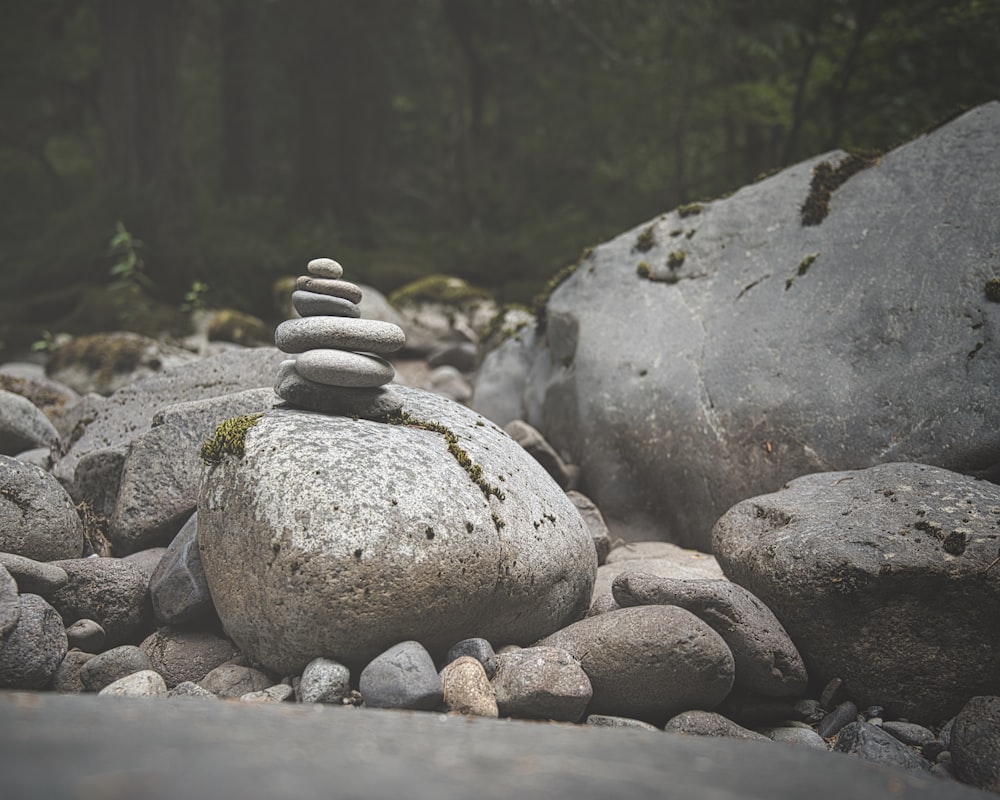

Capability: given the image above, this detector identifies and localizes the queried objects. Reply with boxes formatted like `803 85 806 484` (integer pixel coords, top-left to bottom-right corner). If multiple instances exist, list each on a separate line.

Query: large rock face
712 462 1000 725
198 385 596 675
477 102 1000 550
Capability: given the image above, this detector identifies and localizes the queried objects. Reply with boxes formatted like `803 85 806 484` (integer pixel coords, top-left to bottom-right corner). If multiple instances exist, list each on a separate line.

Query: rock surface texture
476 102 1000 549
712 462 1000 725
198 384 596 674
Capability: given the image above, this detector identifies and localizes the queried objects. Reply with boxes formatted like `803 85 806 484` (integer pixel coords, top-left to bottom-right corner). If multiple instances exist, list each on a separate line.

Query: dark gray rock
566 490 613 565
273 366 404 417
0 389 59 455
882 721 937 748
79 645 152 692
504 419 575 489
835 721 931 773
71 446 126 519
758 726 828 749
613 572 807 698
139 628 240 688
0 456 84 561
64 619 105 652
538 605 735 725
198 387 596 675
820 677 847 710
818 701 859 739
492 646 592 722
199 663 273 698
444 638 498 681
586 714 659 731
0 562 20 638
0 552 69 596
52 347 285 501
0 366 80 434
494 102 1000 550
713 462 1000 724
360 641 443 711
298 657 352 705
0 594 67 688
49 557 152 648
1 691 991 800
664 710 771 741
149 513 213 625
950 695 1000 792
49 649 95 693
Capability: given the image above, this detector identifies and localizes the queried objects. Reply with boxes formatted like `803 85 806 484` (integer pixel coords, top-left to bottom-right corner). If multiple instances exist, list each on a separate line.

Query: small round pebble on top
307 258 344 279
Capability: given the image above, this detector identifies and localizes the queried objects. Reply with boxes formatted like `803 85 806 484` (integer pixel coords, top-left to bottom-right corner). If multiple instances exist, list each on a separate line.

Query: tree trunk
99 0 202 302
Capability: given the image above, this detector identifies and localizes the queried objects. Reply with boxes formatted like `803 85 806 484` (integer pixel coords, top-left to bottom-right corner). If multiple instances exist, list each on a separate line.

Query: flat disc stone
275 365 403 418
306 258 344 279
294 277 363 304
296 350 395 388
291 290 360 319
275 317 405 355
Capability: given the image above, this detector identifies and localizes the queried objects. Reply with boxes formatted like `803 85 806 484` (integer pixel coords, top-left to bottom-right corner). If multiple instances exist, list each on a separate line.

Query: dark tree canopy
0 0 997 349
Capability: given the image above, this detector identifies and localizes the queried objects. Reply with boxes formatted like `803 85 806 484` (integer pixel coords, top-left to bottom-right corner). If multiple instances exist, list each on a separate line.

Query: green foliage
108 222 152 291
181 281 210 313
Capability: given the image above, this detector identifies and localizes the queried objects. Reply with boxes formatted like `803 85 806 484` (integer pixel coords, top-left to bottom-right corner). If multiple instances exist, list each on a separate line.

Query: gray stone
834 721 931 773
79 645 152 692
0 552 68 596
71 446 126 520
590 544 724 614
492 646 591 722
121 547 167 585
818 701 859 739
0 456 84 561
470 312 540 427
52 347 285 499
107 388 281 555
427 343 477 373
65 619 105 652
139 628 240 688
306 258 344 279
168 680 219 700
0 593 67 688
566 490 612 565
294 276 363 303
49 557 152 648
586 593 620 616
295 350 395 388
586 714 659 731
427 365 473 404
538 605 735 725
274 364 404 417
950 695 1000 792
292 290 360 318
198 386 596 675
0 389 60 455
149 513 213 625
389 276 498 357
713 462 1000 724
199 663 273 698
759 726 828 749
14 447 52 470
2 692 990 800
98 669 167 697
504 419 575 489
882 721 937 748
0 563 18 638
242 683 295 703
299 657 352 704
444 638 497 680
275 317 404 354
440 656 498 718
613 573 807 698
359 641 443 711
49 649 95 693
505 103 1000 550
0 367 80 434
664 710 770 741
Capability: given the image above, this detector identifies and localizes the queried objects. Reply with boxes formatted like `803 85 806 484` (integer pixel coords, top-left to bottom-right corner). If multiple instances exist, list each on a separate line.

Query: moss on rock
388 274 491 308
200 414 264 466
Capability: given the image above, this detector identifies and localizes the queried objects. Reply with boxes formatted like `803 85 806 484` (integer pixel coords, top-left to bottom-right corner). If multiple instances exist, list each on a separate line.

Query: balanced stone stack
274 258 407 418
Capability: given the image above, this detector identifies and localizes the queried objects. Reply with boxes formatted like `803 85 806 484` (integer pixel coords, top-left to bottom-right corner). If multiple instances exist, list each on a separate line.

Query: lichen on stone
801 151 880 226
677 202 703 218
668 251 686 270
200 413 264 465
634 225 656 253
636 261 652 279
985 278 1000 302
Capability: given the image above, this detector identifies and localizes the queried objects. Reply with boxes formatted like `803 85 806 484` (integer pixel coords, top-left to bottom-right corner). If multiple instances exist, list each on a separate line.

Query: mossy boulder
387 275 498 356
197 385 596 674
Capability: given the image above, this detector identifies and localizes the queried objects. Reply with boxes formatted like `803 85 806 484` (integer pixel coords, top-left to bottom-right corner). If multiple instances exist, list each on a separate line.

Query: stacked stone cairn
274 258 407 418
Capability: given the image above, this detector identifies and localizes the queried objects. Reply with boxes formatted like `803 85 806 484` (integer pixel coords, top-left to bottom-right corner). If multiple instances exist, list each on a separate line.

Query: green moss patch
668 251 686 270
985 278 1000 302
200 413 264 465
634 225 656 253
677 202 703 218
801 151 880 226
388 274 491 308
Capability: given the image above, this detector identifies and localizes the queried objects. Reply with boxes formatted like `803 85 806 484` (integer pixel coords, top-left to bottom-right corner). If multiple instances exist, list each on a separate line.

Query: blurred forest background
2 0 998 354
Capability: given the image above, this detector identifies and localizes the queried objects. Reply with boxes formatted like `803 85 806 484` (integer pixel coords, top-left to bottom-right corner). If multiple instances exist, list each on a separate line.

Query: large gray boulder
198 385 597 675
481 102 1000 550
712 462 1000 725
0 456 83 561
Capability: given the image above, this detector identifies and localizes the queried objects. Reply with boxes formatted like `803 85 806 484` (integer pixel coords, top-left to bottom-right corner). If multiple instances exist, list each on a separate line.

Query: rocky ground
1 103 998 798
